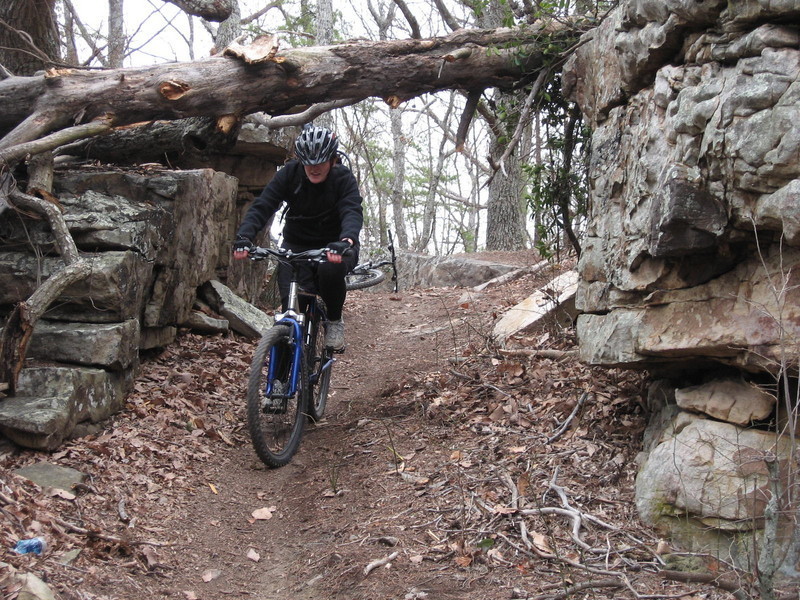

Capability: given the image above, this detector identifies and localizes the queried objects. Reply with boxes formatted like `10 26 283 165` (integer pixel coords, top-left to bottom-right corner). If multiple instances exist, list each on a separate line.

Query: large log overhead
0 24 569 147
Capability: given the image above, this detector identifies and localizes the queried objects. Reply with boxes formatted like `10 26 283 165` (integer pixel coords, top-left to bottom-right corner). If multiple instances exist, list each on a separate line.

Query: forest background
6 0 606 258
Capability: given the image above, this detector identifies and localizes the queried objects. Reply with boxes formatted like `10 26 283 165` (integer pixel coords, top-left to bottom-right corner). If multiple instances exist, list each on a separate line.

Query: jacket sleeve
235 165 293 242
334 169 364 244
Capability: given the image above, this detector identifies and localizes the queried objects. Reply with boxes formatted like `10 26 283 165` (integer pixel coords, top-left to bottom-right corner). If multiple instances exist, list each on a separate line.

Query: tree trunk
108 0 126 68
475 0 528 252
0 0 59 76
390 109 409 249
210 0 242 52
485 136 526 250
316 0 334 44
0 25 574 151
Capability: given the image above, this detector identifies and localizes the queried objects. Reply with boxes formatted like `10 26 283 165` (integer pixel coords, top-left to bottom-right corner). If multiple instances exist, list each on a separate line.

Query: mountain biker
232 124 363 351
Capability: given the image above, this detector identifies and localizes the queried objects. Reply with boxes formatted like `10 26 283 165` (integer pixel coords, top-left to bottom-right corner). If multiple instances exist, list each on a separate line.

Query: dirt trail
156 288 459 600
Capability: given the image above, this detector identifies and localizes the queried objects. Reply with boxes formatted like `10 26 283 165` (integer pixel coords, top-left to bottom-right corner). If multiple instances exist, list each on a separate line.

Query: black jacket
237 160 363 247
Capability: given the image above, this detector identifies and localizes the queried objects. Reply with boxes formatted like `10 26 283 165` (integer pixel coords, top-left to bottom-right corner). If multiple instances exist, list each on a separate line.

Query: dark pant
276 242 358 321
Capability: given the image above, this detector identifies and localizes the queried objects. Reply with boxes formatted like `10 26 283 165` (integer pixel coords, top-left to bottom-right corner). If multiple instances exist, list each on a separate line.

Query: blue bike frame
265 319 304 398
264 296 334 397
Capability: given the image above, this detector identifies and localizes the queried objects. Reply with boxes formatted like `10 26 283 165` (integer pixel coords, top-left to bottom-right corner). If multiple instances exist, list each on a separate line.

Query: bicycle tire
345 268 385 290
307 316 332 421
247 324 308 468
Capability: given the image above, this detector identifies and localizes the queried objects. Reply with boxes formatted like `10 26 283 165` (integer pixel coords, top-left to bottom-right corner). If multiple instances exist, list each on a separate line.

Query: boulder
184 310 229 335
398 252 521 289
14 461 87 493
0 365 134 450
0 251 152 323
636 413 794 568
564 0 800 575
674 378 775 425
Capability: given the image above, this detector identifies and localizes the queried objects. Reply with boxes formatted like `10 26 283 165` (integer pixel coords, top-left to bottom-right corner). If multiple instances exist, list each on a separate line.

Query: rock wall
0 169 238 449
564 0 800 575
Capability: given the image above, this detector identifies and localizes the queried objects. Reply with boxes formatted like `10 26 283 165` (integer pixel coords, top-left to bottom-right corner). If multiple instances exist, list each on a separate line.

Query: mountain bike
245 246 339 467
345 231 399 292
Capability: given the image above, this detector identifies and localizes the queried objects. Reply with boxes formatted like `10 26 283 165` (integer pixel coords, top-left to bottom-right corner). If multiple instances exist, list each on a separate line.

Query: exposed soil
2 258 732 600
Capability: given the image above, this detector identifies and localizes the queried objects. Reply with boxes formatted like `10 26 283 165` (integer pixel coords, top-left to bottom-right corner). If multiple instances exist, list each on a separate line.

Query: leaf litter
0 257 735 599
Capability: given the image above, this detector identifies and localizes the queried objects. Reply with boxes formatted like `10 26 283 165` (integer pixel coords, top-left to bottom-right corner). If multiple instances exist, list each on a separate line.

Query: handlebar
247 246 351 263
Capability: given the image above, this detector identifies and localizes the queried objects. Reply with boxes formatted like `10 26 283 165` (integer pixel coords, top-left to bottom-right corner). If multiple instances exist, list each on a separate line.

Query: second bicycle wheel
247 324 308 468
345 268 385 290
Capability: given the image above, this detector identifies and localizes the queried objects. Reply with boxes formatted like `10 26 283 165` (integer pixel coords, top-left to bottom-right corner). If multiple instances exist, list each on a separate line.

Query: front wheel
345 268 385 290
247 325 308 468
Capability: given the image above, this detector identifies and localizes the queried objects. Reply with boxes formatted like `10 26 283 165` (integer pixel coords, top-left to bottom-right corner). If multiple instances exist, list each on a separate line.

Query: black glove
327 240 352 255
232 236 252 252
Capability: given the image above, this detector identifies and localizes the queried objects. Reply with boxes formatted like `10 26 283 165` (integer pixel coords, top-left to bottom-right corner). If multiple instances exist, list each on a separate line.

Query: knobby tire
345 268 385 290
308 317 332 421
247 324 308 468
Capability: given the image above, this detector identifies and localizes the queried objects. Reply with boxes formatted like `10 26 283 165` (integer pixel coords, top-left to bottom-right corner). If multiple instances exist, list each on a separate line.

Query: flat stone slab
201 280 273 338
492 270 579 345
14 461 87 493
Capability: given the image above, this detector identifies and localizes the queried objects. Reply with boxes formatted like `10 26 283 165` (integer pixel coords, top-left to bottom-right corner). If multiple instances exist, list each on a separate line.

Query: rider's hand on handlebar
326 239 353 264
232 236 253 260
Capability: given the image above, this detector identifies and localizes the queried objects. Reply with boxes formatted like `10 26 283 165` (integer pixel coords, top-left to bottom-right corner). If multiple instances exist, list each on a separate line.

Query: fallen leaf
251 506 277 520
208 483 218 494
183 592 198 600
202 568 221 582
487 548 505 563
141 546 159 568
492 504 516 515
454 555 472 567
531 531 553 554
48 488 76 500
246 548 260 562
517 473 530 497
409 554 424 564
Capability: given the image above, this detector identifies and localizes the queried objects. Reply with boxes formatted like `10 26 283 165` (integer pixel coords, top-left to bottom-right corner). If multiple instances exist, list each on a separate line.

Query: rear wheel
307 317 333 421
345 267 385 290
247 325 307 468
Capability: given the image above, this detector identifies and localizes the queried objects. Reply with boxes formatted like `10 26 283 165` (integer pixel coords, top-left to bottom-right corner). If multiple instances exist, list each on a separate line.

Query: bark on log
163 0 234 22
60 116 241 165
0 24 577 149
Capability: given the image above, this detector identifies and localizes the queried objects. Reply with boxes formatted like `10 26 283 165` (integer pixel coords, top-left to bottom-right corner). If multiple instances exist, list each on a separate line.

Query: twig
52 516 173 547
527 578 625 600
363 551 399 575
499 348 578 361
547 391 588 443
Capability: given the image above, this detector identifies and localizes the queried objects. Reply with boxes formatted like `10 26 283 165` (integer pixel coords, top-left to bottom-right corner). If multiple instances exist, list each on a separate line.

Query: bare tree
0 0 60 75
108 0 125 68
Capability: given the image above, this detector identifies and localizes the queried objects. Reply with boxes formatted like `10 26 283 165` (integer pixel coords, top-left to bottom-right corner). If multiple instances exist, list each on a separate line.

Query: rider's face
304 160 332 184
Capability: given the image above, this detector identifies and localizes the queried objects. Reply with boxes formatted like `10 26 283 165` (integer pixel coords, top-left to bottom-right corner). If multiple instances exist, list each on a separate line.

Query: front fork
265 319 304 397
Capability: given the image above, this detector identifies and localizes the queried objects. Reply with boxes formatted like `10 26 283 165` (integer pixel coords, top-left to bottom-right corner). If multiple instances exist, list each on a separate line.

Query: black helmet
294 124 339 165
